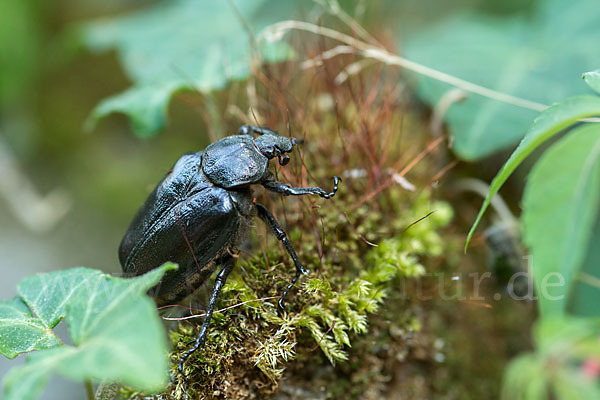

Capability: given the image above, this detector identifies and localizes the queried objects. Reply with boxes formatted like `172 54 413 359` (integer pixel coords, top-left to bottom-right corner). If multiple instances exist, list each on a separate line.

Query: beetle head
255 132 296 166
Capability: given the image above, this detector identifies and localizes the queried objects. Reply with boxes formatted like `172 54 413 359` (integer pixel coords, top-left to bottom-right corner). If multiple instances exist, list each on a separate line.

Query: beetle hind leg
178 255 235 373
255 203 308 312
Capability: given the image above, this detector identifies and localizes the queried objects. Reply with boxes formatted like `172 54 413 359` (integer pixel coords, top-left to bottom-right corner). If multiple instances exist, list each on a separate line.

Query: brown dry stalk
262 21 548 112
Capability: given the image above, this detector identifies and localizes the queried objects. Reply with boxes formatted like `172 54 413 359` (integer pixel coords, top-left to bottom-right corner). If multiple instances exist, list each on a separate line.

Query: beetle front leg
178 256 235 373
263 176 341 199
256 203 308 312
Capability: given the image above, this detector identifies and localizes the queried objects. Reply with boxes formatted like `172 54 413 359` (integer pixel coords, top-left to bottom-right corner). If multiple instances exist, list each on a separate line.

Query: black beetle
118 125 340 371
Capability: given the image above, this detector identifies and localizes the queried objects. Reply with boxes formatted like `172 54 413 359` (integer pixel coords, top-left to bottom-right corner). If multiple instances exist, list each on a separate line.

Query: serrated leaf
81 0 296 136
466 96 600 250
0 298 59 359
2 263 177 400
522 124 600 316
583 69 600 94
403 0 600 160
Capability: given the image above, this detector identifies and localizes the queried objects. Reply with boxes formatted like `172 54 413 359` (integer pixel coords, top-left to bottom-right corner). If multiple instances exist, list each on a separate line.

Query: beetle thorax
201 135 269 189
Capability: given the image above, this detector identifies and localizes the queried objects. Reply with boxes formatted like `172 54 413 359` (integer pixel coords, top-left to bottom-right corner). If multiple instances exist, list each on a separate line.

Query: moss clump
155 190 453 399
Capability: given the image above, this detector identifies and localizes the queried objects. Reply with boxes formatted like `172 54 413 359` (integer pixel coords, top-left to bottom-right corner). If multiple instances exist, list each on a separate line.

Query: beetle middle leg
256 203 308 312
178 255 235 373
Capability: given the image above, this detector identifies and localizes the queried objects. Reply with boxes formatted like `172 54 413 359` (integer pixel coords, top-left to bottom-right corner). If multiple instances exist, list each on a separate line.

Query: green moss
154 190 454 399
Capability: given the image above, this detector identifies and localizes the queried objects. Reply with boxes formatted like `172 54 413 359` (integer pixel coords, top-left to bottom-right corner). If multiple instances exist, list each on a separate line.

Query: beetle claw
277 297 286 313
178 344 197 374
319 176 341 199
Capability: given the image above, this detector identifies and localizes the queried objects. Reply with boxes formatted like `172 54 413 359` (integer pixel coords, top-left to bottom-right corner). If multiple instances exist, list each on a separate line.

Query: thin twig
429 160 459 186
315 0 381 46
262 21 548 112
342 212 378 246
163 296 279 321
300 45 355 69
352 137 444 209
402 211 436 233
430 88 468 137
578 272 600 289
335 59 377 85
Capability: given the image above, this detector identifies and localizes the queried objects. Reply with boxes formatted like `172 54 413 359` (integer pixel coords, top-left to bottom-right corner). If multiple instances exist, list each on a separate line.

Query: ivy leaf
85 83 182 138
0 298 59 359
16 268 104 331
522 124 600 316
583 69 600 94
403 0 600 160
81 0 296 136
465 95 600 250
2 263 177 400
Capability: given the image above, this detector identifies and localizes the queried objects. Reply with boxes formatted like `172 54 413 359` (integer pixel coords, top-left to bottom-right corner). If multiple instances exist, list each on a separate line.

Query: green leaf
501 353 548 400
522 124 600 316
0 298 59 359
403 0 600 160
81 0 296 136
466 95 600 250
533 316 600 358
503 316 600 400
17 268 104 330
552 370 600 400
583 69 600 94
568 218 600 316
85 83 184 138
2 263 177 400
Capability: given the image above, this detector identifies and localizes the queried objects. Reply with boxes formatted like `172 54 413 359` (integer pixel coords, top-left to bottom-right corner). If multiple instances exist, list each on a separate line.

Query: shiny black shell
202 135 269 188
119 151 254 305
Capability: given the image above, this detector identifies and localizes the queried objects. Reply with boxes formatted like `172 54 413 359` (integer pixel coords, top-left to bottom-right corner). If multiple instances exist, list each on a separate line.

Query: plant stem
85 380 95 400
